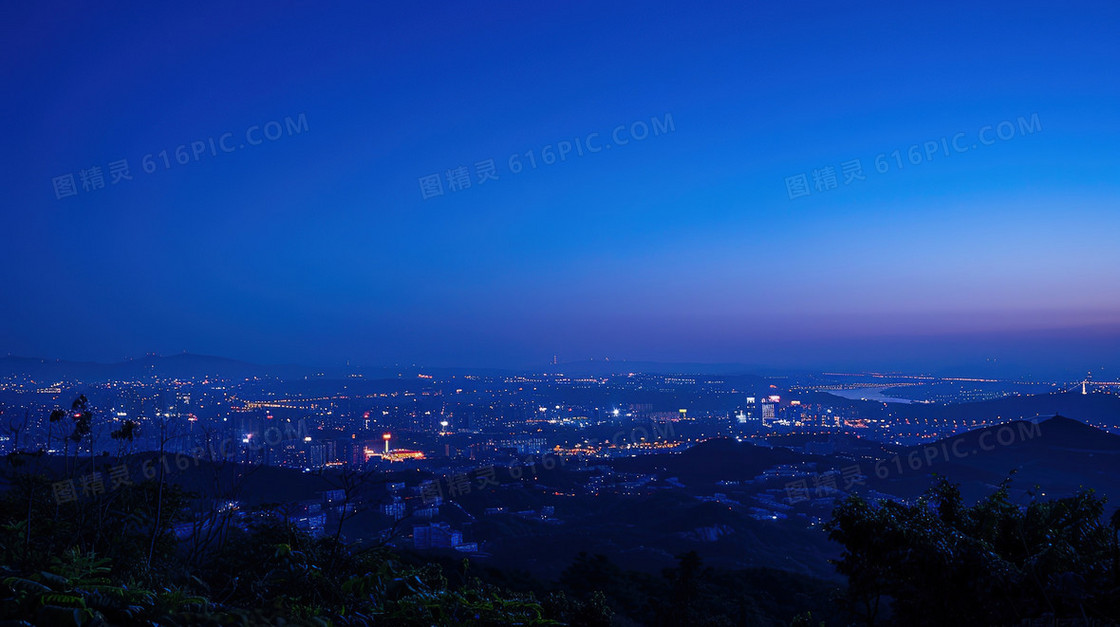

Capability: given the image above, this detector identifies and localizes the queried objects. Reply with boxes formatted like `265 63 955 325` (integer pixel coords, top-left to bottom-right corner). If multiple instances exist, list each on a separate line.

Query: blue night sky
2 1 1119 376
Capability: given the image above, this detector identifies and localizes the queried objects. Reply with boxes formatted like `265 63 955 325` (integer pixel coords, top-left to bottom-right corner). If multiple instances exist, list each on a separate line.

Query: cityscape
3 355 1118 575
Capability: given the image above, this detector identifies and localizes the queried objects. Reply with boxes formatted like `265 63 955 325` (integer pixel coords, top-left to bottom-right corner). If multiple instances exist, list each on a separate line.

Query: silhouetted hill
0 452 358 506
871 415 1120 502
612 438 813 482
904 391 1120 424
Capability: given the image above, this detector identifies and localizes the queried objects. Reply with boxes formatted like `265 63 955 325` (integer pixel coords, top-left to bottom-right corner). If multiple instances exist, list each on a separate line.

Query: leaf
4 577 51 594
39 593 86 609
38 572 68 589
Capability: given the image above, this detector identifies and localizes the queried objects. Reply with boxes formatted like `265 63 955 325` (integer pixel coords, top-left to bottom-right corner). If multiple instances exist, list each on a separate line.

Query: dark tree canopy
826 476 1120 626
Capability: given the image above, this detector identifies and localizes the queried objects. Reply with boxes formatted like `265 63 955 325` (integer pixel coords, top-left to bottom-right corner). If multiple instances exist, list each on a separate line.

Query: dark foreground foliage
826 476 1120 626
0 450 604 625
0 444 840 626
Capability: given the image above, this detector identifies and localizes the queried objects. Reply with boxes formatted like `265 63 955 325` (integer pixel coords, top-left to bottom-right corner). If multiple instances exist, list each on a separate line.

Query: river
825 386 912 404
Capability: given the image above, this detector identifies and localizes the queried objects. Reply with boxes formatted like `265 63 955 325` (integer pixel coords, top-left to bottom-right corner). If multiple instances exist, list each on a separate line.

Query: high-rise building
309 440 337 467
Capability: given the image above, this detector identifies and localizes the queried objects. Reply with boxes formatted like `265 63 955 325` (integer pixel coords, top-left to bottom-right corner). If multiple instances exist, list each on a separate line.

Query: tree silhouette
826 477 1119 626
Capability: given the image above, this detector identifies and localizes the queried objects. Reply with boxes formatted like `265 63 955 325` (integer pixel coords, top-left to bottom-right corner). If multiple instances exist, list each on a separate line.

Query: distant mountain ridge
0 353 527 382
549 359 785 377
0 353 303 381
794 388 1120 434
902 390 1120 423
